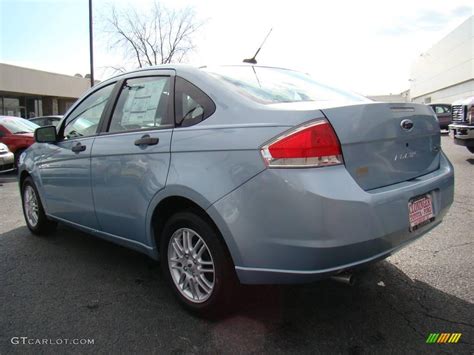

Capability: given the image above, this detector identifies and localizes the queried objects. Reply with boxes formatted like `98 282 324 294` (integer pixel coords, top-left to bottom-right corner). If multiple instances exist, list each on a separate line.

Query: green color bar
426 333 439 343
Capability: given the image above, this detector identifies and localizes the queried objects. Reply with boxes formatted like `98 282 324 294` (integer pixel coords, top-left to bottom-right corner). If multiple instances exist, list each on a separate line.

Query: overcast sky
0 0 472 95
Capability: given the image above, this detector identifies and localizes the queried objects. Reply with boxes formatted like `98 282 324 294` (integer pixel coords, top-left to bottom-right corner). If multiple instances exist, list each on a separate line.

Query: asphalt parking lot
0 135 473 354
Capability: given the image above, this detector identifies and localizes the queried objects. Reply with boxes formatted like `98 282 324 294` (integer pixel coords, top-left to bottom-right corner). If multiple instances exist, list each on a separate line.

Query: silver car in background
19 65 454 314
28 115 63 127
0 143 14 173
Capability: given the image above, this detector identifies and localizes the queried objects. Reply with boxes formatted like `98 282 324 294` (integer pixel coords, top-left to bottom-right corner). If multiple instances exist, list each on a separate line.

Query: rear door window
108 76 172 133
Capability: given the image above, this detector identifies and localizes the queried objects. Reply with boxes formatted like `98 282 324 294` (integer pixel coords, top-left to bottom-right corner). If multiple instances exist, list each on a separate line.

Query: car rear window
203 66 369 104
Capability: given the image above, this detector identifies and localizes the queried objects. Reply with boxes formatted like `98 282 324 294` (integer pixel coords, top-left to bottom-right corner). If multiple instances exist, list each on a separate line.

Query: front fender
17 144 50 211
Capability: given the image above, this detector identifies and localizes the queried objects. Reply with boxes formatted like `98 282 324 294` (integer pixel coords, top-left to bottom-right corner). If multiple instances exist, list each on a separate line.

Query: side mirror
35 125 57 143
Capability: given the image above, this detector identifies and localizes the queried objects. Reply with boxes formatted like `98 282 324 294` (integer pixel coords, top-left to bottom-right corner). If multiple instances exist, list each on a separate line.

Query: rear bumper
0 152 15 173
208 152 454 284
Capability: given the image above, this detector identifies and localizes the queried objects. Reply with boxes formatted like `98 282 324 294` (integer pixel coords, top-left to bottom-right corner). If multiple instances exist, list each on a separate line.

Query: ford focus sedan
18 65 454 314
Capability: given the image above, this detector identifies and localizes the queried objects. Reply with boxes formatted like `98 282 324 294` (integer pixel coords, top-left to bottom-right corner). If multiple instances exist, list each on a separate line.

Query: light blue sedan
18 65 454 314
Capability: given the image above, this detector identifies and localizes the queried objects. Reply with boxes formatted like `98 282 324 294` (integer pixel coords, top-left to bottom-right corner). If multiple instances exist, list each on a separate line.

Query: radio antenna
243 28 273 64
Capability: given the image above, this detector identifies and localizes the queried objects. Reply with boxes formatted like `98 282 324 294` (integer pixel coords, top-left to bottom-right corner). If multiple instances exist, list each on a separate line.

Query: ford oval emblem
400 119 414 131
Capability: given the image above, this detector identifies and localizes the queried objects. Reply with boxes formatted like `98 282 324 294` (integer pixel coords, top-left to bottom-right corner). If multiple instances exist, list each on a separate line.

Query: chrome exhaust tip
330 272 356 286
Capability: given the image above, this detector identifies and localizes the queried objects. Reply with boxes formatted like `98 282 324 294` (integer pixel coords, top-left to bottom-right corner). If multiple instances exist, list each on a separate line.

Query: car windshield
0 117 39 133
203 66 369 104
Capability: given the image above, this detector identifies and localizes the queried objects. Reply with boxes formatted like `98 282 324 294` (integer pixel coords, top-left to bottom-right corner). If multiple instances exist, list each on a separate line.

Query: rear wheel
467 147 474 154
160 210 238 316
21 177 57 235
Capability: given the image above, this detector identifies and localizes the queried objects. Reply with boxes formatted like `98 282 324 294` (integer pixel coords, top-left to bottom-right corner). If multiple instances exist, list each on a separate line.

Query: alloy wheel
167 228 215 303
24 185 39 227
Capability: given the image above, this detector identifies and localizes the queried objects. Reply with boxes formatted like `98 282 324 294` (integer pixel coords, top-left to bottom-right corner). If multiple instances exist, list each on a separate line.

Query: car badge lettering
394 151 417 161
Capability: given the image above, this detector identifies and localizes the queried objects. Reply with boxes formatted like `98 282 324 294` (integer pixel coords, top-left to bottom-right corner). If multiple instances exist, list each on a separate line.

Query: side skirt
46 214 159 260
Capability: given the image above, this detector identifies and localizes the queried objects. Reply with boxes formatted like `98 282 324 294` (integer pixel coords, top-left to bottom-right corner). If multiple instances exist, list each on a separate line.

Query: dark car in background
0 116 38 167
429 104 451 130
29 115 62 127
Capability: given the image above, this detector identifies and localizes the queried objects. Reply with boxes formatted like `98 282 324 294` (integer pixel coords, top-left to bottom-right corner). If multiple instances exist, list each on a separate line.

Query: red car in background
0 116 39 167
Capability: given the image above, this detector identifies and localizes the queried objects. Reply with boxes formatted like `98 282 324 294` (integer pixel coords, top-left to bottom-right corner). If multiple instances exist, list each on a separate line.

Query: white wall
367 94 408 103
411 79 474 104
410 16 473 104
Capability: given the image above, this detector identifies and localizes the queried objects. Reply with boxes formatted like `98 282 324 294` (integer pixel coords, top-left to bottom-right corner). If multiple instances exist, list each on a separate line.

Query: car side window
63 84 114 139
108 77 172 133
175 77 216 127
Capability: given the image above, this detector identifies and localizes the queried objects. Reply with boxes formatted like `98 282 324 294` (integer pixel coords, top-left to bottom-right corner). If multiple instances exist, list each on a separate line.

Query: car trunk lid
321 103 440 191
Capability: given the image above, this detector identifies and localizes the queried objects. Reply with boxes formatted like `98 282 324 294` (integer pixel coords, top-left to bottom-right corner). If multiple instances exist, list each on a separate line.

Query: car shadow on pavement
1 225 472 354
0 171 18 186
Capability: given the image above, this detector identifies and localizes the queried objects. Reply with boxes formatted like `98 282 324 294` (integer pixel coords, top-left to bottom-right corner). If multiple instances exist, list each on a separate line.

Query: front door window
63 84 114 139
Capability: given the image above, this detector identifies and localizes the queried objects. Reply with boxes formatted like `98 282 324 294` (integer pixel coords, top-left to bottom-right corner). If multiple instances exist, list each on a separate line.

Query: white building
410 16 473 104
367 90 410 103
0 63 93 118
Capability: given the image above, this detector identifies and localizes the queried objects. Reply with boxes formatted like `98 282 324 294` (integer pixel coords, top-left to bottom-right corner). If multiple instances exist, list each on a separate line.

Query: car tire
160 210 238 316
467 147 474 154
14 149 25 168
21 177 57 235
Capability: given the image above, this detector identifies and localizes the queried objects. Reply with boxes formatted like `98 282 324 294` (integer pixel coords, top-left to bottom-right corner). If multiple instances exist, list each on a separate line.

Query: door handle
71 142 86 153
134 134 159 146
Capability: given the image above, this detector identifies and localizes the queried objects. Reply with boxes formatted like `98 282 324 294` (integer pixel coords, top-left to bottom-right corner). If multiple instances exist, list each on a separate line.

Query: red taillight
260 119 343 167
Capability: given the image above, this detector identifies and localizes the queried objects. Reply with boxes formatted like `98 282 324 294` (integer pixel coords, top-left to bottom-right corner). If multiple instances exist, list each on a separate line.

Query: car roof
103 64 294 83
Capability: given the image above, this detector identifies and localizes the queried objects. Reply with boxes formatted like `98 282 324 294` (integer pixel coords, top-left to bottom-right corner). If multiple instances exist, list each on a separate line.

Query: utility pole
88 0 94 87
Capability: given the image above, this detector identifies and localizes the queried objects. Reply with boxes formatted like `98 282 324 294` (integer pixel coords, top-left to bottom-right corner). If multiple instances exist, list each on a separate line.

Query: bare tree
104 1 204 69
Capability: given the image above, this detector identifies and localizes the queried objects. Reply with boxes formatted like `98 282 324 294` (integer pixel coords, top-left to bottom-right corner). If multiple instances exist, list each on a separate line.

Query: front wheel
14 149 25 168
21 177 57 235
467 147 474 154
160 211 238 316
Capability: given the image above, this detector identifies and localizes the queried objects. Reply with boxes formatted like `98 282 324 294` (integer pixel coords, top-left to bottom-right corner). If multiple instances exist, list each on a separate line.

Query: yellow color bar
448 333 462 343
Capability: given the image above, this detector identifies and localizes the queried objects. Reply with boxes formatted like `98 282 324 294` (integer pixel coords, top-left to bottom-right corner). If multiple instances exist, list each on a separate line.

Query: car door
38 83 116 228
90 73 174 245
